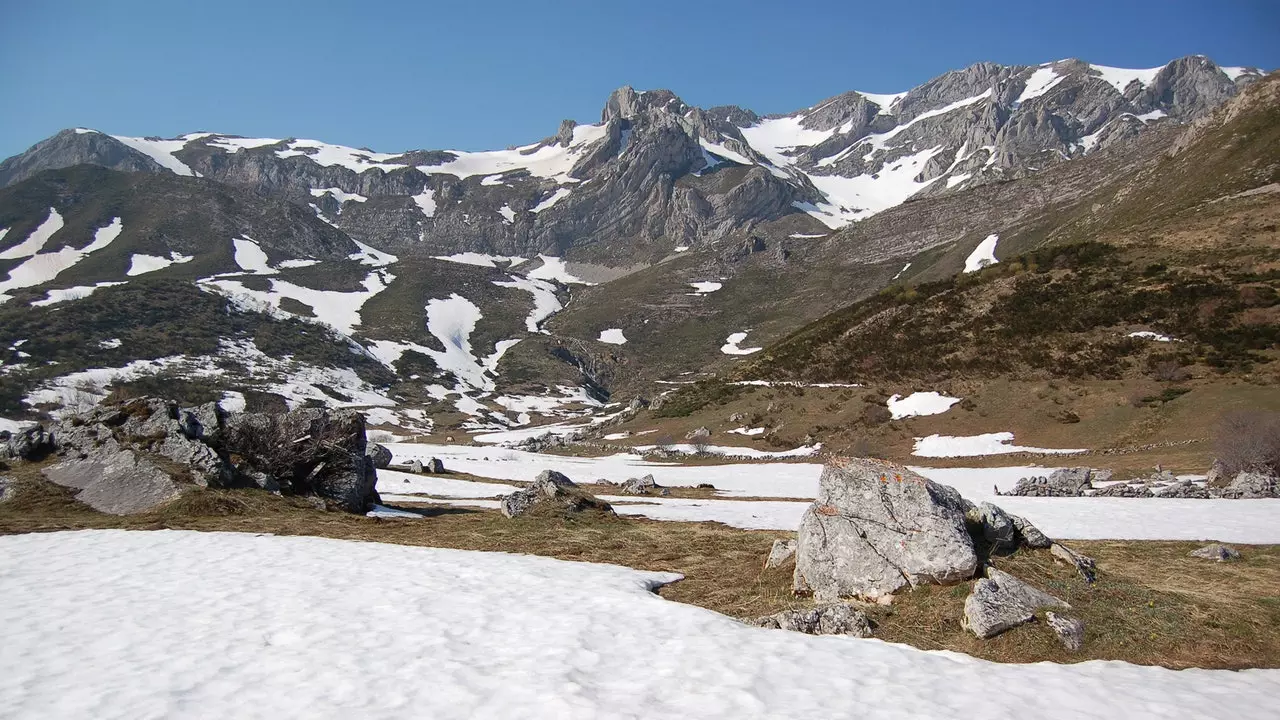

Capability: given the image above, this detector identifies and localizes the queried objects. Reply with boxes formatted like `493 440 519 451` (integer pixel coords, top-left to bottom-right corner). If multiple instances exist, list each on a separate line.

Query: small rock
365 443 392 469
1189 544 1241 561
685 426 710 440
1045 611 1085 651
963 578 1035 639
765 539 797 569
751 603 872 637
427 457 445 473
407 459 424 474
1050 543 1097 583
985 567 1069 610
620 474 658 495
1009 513 1053 549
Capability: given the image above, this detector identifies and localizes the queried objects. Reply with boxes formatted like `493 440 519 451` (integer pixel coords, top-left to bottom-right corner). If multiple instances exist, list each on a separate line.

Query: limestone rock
765 539 797 569
366 443 392 469
1050 543 1097 583
1189 543 1241 561
793 458 977 601
1093 482 1153 498
963 578 1036 639
427 457 445 474
407 459 424 473
1045 611 1085 651
1213 472 1276 499
1009 513 1053 549
4 424 54 460
1151 479 1208 499
973 501 1017 555
500 470 613 518
1007 467 1093 497
751 603 872 637
685 427 711 440
0 476 14 502
985 567 1069 610
177 402 224 442
620 474 658 495
157 433 228 487
44 449 180 515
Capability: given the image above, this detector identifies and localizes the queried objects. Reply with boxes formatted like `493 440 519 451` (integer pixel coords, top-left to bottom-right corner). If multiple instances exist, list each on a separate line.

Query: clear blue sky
1 0 1275 160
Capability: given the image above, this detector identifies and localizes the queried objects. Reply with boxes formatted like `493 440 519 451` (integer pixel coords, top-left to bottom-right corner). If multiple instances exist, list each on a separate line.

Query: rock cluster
499 470 614 519
751 604 872 637
787 456 1093 647
14 398 380 515
1004 464 1278 499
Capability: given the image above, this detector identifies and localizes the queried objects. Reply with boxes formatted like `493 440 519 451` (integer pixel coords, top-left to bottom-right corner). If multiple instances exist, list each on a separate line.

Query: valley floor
1 529 1279 720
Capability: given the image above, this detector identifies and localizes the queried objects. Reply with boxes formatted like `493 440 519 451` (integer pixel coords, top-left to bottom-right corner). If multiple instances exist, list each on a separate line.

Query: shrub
1215 411 1280 476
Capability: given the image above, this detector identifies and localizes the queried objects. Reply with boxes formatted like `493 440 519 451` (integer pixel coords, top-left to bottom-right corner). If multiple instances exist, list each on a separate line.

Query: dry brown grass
2 472 1277 669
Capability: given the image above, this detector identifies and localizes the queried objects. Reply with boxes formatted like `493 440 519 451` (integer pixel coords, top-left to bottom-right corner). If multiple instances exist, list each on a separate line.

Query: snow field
4 530 1276 720
0 214 122 303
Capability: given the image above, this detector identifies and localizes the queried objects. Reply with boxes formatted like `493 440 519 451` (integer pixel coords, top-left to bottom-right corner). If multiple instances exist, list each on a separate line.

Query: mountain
0 55 1273 443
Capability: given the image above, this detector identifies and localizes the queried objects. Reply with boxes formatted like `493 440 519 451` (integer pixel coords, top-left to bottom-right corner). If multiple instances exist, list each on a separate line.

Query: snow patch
31 282 127 307
526 255 593 285
887 391 961 419
0 208 64 260
110 134 198 176
721 331 762 356
963 234 999 273
413 189 437 217
913 432 1087 458
1 216 123 304
126 251 193 276
688 281 722 294
598 328 627 345
1089 63 1167 94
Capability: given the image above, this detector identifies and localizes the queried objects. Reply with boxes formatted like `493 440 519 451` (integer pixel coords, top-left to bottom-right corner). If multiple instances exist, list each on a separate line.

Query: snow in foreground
2 531 1276 720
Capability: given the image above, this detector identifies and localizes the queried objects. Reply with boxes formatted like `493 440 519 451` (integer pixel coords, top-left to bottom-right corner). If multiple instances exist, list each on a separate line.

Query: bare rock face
765 539 798 569
44 449 180 515
1189 544 1241 561
793 458 978 602
751 603 872 637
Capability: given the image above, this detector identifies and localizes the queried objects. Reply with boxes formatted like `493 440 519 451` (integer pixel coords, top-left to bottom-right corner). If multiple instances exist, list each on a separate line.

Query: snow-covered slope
2 530 1277 719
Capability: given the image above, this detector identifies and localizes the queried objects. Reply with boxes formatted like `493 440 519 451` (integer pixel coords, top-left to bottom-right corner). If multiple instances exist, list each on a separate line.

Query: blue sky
1 0 1275 159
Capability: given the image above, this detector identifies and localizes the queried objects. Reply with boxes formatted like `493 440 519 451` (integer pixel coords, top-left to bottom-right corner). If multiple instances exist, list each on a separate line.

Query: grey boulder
366 443 392 469
1213 472 1276 499
1189 543 1241 561
407 459 424 473
963 578 1035 639
751 603 872 637
972 502 1017 554
427 457 445 473
765 539 797 569
794 458 977 602
620 474 659 495
1007 467 1093 497
4 424 54 460
500 470 613 518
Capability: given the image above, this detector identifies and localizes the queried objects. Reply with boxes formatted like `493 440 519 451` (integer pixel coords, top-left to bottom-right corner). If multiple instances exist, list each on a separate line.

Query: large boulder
366 443 392 469
793 458 978 602
43 448 180 515
222 407 379 512
751 603 872 637
3 424 54 460
500 470 614 519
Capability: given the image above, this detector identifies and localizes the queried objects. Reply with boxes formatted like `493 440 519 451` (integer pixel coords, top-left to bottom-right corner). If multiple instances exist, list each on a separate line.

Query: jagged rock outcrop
43 398 379 514
793 458 978 602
